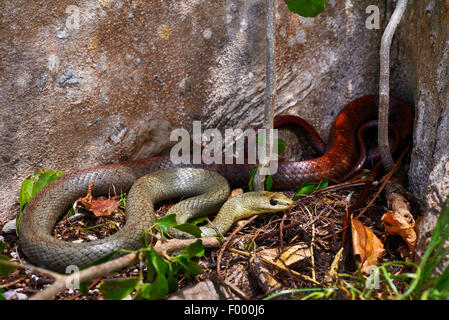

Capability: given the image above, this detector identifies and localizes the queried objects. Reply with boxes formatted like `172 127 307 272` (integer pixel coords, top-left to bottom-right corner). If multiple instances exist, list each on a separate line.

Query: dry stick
319 143 412 243
228 248 320 285
354 143 412 220
0 259 62 281
254 0 276 191
216 215 258 278
21 237 223 300
378 0 409 171
30 252 138 300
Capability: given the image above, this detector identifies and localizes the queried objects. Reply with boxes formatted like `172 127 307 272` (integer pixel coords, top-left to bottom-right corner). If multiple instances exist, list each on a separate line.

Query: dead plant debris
0 172 420 300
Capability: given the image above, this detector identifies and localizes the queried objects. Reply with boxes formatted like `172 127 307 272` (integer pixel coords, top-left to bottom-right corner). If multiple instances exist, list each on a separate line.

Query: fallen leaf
381 210 417 252
77 183 119 217
325 247 343 284
229 188 244 199
351 215 385 274
258 243 311 269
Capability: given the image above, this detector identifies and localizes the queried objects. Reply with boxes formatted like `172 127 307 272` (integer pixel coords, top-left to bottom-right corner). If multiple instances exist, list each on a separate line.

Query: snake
18 95 413 272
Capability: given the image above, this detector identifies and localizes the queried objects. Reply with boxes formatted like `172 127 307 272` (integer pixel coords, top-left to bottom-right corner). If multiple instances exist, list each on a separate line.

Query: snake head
245 191 294 214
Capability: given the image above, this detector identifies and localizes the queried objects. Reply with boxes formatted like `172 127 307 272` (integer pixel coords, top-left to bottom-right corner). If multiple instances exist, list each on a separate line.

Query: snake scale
18 95 413 272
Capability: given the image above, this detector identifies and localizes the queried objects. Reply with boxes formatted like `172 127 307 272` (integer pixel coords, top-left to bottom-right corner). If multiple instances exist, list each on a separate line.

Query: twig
155 237 222 259
254 0 277 191
0 259 62 281
30 252 138 300
217 216 258 278
378 0 408 171
354 144 411 219
319 143 412 242
315 178 377 194
310 223 316 282
3 237 223 300
228 248 320 285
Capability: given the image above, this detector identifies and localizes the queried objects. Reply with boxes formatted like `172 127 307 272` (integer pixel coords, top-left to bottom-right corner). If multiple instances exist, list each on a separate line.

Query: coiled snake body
18 95 413 272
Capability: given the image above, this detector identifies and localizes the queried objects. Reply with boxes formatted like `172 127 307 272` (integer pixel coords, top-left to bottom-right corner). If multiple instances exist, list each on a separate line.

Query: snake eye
269 199 278 206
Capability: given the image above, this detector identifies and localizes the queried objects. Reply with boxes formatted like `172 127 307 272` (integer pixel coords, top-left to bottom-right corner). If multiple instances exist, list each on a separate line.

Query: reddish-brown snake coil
18 95 413 271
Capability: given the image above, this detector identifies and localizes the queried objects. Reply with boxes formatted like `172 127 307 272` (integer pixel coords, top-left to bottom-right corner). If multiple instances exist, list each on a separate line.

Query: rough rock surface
1 1 448 268
0 0 389 223
393 0 449 262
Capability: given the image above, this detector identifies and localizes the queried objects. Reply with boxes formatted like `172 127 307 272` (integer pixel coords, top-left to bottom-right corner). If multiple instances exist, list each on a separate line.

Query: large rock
0 0 389 224
393 0 449 262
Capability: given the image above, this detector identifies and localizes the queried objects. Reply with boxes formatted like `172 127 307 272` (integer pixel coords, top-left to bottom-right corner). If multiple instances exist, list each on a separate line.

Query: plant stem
254 0 277 191
378 0 408 171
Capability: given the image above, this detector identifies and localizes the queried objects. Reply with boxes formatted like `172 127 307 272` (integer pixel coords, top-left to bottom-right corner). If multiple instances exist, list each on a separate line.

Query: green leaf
273 139 287 155
184 239 205 259
265 174 273 191
145 274 169 300
292 178 328 201
173 223 202 238
0 289 5 301
79 281 89 296
146 257 157 283
31 170 63 198
17 169 64 233
0 258 15 277
0 241 16 277
257 134 287 155
284 0 326 17
157 214 178 227
188 215 209 225
99 277 140 300
19 178 34 212
167 271 179 293
175 257 202 277
133 283 148 300
171 240 204 277
146 248 170 275
248 168 257 191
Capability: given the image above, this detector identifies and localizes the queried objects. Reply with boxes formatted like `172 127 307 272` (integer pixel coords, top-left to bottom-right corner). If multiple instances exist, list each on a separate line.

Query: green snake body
19 168 292 272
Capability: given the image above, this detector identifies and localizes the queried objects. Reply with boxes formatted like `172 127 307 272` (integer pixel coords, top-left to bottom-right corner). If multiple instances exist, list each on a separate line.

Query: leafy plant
248 137 286 191
284 0 326 17
292 179 328 201
95 213 205 300
150 213 202 239
17 169 64 232
0 241 16 278
98 239 204 300
256 135 287 156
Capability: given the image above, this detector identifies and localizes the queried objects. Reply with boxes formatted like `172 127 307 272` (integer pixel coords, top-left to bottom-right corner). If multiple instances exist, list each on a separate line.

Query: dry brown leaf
258 243 311 269
325 247 344 284
381 210 417 252
229 188 244 199
77 183 119 217
351 215 385 274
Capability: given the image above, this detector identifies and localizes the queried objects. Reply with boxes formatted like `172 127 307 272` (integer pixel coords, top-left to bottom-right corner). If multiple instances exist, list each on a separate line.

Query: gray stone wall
393 0 449 259
0 0 389 223
1 0 448 264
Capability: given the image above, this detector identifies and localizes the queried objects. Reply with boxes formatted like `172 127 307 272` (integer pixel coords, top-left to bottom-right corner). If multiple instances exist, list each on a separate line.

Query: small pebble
87 235 98 241
3 290 28 300
1 218 17 235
